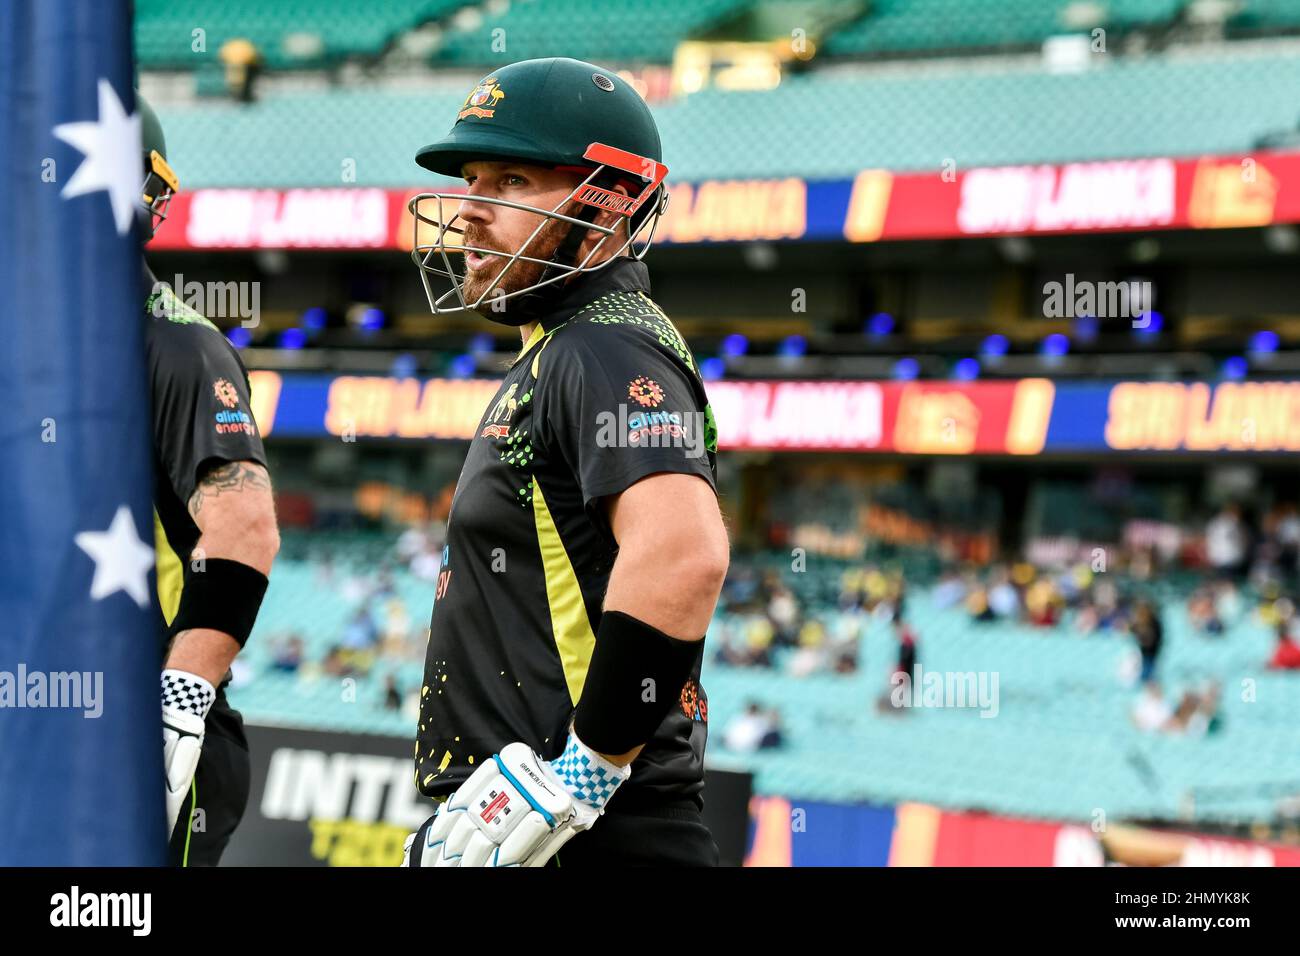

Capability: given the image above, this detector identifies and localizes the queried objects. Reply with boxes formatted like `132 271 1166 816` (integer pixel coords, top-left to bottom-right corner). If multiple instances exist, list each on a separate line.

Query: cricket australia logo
481 382 519 439
459 79 505 120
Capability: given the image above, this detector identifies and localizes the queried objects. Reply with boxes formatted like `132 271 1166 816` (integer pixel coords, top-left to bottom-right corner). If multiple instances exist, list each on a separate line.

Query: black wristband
169 557 269 648
573 610 702 756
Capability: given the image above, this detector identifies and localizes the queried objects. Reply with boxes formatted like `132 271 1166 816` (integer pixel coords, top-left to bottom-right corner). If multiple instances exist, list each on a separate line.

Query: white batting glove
161 669 215 835
403 733 630 867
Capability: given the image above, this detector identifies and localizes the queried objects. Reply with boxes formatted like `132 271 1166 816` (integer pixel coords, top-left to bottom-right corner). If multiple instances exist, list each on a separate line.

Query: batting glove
403 733 630 867
161 669 215 835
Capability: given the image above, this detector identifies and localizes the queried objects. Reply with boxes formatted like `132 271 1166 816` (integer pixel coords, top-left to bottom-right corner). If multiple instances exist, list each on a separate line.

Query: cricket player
402 57 730 867
137 95 279 865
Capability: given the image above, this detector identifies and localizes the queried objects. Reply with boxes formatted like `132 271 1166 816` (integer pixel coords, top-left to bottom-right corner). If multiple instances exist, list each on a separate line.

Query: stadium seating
230 535 1300 827
158 45 1300 186
136 0 1300 74
1230 0 1300 32
434 0 755 65
135 0 465 69
701 600 1287 824
826 0 1187 57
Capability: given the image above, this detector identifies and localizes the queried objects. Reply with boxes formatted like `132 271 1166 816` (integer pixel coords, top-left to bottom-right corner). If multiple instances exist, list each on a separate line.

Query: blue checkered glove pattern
401 733 630 867
549 733 627 811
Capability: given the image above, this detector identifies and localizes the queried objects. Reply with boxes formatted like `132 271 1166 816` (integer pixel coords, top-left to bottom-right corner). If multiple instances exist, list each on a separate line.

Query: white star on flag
52 78 141 236
75 505 155 608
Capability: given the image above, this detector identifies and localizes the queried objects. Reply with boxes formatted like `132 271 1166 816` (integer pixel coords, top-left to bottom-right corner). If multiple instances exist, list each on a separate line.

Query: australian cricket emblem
459 79 505 120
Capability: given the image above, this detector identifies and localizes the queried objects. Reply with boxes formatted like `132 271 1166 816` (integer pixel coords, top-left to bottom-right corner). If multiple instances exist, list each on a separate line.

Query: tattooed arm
165 460 280 684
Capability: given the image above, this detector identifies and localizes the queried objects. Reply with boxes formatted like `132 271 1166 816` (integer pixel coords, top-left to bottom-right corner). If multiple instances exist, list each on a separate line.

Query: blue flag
0 0 165 864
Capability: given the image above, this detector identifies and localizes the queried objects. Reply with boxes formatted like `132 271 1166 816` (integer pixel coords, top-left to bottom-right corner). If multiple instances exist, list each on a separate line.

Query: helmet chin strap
478 178 612 326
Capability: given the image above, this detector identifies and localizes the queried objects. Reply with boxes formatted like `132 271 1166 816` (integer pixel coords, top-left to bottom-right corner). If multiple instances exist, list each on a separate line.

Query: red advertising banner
149 150 1300 250
250 372 1058 455
922 810 1300 867
846 150 1300 241
928 810 1067 866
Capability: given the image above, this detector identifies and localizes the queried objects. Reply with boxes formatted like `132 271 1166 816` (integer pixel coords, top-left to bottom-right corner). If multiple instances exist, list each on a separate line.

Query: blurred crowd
254 527 451 721
710 565 912 678
248 506 1300 739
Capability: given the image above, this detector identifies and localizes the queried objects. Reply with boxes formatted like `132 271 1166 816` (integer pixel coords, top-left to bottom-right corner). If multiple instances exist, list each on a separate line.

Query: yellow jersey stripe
531 481 596 705
153 509 184 627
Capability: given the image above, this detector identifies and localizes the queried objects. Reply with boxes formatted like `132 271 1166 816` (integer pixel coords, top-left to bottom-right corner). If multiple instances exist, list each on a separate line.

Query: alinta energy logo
212 377 256 436
593 376 707 459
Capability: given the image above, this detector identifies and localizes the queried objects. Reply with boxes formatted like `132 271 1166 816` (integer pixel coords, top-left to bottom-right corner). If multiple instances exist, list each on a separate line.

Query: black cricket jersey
143 266 267 639
415 258 720 808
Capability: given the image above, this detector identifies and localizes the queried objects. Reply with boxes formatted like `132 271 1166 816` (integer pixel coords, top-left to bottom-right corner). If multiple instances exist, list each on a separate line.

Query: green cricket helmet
137 92 179 240
409 57 670 320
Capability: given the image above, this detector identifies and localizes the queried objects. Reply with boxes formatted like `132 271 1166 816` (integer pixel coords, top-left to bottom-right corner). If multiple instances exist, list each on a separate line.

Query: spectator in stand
723 564 761 607
988 566 1021 619
743 614 776 667
1275 503 1300 577
383 674 403 711
1025 577 1061 627
863 565 893 611
1187 585 1224 636
1167 687 1202 733
1184 681 1223 737
967 583 996 623
380 595 412 658
1213 578 1243 627
723 701 775 753
1130 599 1164 683
931 568 967 611
1056 563 1091 608
830 603 865 674
1092 578 1123 630
323 644 360 678
787 618 828 678
1206 503 1249 578
410 539 444 583
372 565 397 601
766 578 801 649
1073 602 1100 636
270 634 304 673
715 613 776 668
757 709 784 750
1268 619 1300 670
1131 681 1173 732
895 615 917 683
1127 545 1155 582
395 522 429 566
838 567 866 610
342 603 379 651
878 612 919 714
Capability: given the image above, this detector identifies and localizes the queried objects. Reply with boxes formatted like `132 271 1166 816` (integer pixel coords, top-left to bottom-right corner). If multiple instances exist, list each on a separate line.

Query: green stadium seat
135 0 467 70
158 46 1300 189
